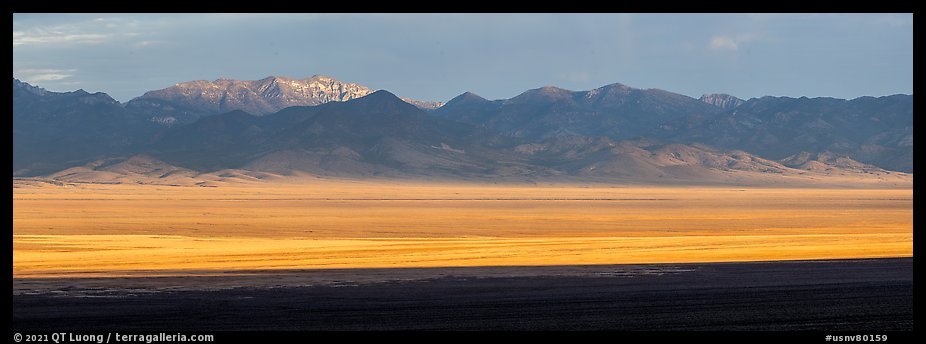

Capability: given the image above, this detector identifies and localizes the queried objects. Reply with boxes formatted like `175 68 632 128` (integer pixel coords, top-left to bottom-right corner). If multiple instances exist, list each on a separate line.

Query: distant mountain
434 83 724 140
126 75 442 123
144 90 528 179
13 79 161 176
434 92 503 124
437 83 912 173
699 93 744 110
663 95 913 172
12 78 913 185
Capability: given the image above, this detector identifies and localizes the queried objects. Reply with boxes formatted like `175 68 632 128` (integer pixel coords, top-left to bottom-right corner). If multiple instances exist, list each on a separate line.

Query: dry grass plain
13 179 912 279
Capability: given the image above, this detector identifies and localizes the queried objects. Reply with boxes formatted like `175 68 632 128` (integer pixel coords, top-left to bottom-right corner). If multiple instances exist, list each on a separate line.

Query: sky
12 13 913 103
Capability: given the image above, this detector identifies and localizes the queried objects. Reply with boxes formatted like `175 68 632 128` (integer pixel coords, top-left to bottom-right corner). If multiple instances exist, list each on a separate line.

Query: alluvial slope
513 136 910 186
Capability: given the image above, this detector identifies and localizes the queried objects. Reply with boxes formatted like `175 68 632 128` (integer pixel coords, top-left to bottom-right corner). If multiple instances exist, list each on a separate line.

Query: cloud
16 68 78 84
132 40 162 48
13 30 111 47
708 33 760 51
709 36 739 51
13 16 141 47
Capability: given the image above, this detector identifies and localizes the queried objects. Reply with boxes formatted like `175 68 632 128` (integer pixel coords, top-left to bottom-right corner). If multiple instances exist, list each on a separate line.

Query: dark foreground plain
12 258 912 331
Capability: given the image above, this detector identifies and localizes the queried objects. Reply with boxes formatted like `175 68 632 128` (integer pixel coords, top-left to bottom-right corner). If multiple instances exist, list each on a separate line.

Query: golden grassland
13 179 912 278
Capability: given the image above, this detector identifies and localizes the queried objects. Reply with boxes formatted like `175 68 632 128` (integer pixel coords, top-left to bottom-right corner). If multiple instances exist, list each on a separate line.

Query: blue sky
12 13 913 103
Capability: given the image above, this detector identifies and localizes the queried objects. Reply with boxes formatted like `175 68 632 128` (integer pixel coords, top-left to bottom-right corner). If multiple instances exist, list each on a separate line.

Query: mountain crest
308 74 335 81
586 82 636 99
13 78 49 97
700 93 745 110
595 82 635 92
341 89 424 114
129 75 439 119
356 89 400 100
446 91 489 105
508 86 574 104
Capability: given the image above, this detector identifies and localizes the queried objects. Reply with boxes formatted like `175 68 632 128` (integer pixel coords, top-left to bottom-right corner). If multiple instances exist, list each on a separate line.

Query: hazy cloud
16 68 79 85
709 36 739 51
13 30 111 47
132 40 163 49
12 16 141 47
708 33 761 52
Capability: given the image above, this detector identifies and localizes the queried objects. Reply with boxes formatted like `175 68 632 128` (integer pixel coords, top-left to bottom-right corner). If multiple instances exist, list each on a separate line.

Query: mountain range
12 76 913 187
435 84 912 173
125 75 443 124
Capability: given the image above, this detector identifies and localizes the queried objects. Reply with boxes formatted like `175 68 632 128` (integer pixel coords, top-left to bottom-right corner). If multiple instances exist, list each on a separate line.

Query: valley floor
13 179 912 279
12 180 913 331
